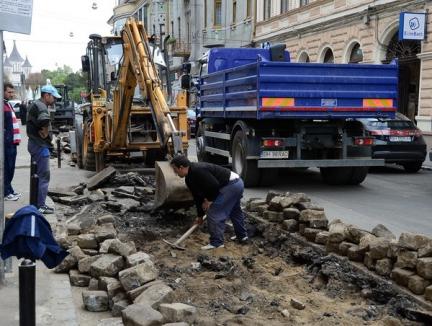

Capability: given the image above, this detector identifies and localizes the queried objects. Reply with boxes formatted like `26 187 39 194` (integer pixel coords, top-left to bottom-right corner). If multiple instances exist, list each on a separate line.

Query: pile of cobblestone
245 191 432 303
54 214 195 326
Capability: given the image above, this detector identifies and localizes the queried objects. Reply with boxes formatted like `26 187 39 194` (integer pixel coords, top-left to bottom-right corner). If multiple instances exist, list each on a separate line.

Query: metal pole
19 259 36 326
30 174 39 207
57 138 61 168
0 30 6 285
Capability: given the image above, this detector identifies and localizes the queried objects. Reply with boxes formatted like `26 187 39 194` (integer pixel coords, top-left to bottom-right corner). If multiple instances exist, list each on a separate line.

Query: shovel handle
173 215 207 246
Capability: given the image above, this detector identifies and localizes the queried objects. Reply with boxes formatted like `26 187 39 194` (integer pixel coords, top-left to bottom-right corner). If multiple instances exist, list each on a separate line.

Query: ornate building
3 40 32 88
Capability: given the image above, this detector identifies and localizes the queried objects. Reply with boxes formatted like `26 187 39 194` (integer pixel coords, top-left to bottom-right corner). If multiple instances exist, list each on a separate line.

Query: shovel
163 215 207 250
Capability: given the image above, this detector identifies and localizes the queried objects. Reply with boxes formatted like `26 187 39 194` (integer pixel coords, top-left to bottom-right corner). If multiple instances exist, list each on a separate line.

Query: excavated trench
117 212 430 325
56 171 432 325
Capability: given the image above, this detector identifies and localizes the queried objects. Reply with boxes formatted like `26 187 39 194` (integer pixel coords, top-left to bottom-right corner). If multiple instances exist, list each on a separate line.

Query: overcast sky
4 0 115 72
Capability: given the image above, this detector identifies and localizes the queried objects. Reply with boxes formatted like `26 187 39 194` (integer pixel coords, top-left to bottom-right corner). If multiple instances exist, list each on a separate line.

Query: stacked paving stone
55 214 197 326
245 191 432 303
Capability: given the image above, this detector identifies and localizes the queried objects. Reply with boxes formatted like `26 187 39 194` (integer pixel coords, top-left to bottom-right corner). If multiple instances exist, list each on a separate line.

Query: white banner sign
0 0 33 34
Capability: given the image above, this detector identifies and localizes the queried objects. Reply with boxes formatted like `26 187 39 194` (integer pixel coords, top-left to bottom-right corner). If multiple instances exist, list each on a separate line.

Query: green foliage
40 65 86 103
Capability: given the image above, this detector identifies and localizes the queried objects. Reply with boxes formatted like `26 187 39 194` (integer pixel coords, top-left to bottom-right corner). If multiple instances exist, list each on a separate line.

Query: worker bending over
170 155 248 250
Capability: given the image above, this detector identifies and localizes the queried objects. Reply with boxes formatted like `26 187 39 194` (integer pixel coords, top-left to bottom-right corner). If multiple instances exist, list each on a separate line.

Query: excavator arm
112 18 183 156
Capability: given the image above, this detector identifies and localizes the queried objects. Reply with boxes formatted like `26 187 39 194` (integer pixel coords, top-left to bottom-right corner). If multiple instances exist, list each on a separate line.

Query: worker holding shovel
170 155 248 250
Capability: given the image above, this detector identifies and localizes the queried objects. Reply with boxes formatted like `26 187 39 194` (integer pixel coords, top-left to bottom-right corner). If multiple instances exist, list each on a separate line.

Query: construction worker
170 155 248 250
26 85 61 214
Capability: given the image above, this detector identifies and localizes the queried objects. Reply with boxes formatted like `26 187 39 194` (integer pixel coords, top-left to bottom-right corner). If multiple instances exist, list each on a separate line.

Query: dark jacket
185 162 231 217
3 100 14 146
26 99 52 147
0 205 68 269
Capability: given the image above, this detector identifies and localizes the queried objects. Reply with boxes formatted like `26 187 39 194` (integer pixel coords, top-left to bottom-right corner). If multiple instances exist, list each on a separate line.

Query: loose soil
54 172 429 326
111 209 424 325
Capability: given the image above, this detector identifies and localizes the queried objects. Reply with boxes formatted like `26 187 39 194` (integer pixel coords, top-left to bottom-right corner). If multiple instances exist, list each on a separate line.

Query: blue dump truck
192 45 398 186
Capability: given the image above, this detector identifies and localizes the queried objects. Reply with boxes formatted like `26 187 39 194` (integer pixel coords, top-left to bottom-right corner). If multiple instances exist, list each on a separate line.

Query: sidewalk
0 126 91 325
422 134 432 170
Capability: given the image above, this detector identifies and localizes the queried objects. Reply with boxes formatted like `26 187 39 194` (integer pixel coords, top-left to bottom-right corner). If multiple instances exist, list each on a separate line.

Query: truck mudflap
257 158 385 168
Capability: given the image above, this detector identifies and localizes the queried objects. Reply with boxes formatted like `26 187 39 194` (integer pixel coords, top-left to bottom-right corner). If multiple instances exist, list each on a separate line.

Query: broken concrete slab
87 166 117 190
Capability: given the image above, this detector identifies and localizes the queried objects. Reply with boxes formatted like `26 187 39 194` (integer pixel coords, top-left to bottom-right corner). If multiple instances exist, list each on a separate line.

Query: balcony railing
172 40 191 57
202 28 226 48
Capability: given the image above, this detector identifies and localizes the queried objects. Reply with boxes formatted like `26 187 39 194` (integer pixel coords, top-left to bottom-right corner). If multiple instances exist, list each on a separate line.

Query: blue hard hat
41 85 61 99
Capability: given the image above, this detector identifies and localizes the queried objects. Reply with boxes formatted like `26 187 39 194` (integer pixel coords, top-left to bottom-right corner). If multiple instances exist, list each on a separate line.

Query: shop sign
399 12 427 41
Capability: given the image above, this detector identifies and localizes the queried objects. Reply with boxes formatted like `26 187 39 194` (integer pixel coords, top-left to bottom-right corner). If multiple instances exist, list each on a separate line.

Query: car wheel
402 161 423 173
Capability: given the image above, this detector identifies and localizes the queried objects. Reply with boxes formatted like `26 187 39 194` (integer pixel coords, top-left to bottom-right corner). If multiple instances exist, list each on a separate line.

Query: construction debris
51 175 432 325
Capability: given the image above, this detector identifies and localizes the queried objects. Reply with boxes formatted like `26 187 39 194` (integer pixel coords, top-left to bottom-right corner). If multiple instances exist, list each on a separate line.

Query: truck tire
320 167 368 185
348 167 368 185
232 130 260 187
402 161 423 173
82 122 96 171
95 152 105 172
84 143 96 171
74 120 83 169
260 169 278 186
196 124 228 165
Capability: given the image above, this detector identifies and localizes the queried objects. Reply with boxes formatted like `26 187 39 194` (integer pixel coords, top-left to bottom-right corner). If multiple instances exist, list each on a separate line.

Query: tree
25 72 44 91
37 66 87 103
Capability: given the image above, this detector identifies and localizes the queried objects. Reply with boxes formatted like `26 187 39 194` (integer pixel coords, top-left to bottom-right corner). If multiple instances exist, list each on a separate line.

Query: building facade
254 0 432 134
3 40 32 88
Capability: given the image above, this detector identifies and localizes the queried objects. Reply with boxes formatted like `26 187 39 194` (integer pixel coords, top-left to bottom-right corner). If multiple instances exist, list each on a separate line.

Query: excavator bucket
154 161 194 210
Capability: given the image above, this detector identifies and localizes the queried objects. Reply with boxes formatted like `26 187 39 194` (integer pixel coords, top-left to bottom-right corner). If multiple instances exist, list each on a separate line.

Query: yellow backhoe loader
77 18 191 208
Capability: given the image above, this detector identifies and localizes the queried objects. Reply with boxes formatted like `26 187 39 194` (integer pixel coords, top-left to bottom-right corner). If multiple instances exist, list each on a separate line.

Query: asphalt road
188 140 432 238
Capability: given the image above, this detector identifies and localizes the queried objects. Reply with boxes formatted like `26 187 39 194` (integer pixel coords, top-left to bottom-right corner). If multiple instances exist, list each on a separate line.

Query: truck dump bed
199 59 398 120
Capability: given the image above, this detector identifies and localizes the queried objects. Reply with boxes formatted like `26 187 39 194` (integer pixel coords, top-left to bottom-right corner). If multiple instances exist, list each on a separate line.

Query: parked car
187 109 196 137
8 100 21 114
358 113 426 173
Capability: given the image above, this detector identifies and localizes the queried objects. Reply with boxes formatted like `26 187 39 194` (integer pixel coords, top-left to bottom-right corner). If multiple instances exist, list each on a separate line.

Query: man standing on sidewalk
3 83 22 201
26 85 61 214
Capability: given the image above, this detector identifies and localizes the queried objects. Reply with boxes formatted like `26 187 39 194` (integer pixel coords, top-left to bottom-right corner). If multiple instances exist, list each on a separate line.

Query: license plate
260 150 289 159
389 136 411 142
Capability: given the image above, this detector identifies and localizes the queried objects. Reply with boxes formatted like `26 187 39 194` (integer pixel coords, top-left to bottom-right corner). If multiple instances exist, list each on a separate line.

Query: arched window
298 52 310 63
323 48 334 63
349 43 363 63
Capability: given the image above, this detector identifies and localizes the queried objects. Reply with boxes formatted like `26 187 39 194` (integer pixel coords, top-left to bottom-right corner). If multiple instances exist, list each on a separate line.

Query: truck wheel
320 167 368 185
260 169 278 186
145 149 165 167
232 130 260 187
320 167 353 185
74 120 83 169
95 152 105 172
402 161 423 173
84 144 96 171
348 167 368 185
196 124 211 162
83 123 96 171
196 124 228 165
